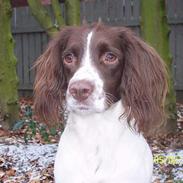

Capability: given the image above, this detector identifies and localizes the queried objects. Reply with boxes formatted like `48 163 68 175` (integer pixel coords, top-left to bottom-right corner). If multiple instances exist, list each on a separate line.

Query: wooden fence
11 0 183 96
167 0 183 93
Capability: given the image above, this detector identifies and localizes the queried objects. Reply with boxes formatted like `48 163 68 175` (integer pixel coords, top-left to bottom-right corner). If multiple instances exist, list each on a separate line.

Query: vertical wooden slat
16 7 23 29
116 0 124 23
177 0 183 18
175 26 183 90
166 0 176 21
106 0 110 23
133 0 140 20
98 0 108 22
107 0 116 23
34 33 42 62
169 26 177 88
92 0 98 22
84 1 94 23
22 33 29 87
125 0 131 23
14 34 23 86
41 33 49 52
28 33 35 85
80 0 85 22
93 0 106 22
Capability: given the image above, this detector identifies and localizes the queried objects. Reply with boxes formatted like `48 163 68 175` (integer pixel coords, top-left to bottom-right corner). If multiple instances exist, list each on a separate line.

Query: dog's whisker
105 97 114 106
105 92 118 101
105 92 117 105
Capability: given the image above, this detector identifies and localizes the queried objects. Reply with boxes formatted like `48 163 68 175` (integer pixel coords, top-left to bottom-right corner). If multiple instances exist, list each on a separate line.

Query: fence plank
22 34 30 86
41 33 49 52
177 0 183 19
167 0 183 24
125 0 131 23
133 0 140 18
96 0 108 22
28 33 35 85
34 33 42 64
108 0 117 22
169 25 177 88
82 0 94 23
175 26 183 90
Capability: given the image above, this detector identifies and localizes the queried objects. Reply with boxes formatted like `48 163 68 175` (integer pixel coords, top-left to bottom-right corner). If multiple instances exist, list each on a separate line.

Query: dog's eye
103 52 117 64
64 53 76 64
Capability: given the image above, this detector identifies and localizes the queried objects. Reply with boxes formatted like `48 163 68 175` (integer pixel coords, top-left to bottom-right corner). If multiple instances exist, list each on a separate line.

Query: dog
34 23 167 183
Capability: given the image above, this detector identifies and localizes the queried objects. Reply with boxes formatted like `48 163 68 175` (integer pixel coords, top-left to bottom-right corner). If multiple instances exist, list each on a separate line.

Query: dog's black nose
69 80 94 101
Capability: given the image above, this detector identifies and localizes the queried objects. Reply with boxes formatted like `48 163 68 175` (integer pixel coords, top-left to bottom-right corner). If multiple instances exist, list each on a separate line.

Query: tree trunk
27 0 58 37
0 0 19 129
65 0 80 25
141 0 177 134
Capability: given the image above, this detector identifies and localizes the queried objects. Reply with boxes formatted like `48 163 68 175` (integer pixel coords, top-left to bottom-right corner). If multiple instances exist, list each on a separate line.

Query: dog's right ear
33 27 73 125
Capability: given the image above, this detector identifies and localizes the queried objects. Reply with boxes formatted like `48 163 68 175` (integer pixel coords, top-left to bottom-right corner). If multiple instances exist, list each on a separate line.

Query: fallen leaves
0 128 10 137
0 155 16 181
0 143 57 183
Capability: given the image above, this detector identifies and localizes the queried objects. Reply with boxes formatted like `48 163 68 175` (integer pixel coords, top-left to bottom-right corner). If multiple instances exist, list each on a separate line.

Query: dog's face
63 27 124 114
34 23 167 133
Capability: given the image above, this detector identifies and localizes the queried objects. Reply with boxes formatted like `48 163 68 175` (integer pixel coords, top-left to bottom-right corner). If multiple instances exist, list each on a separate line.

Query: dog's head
34 23 167 132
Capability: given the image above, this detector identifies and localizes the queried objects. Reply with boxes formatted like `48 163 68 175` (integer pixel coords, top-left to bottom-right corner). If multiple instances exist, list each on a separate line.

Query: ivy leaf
12 120 25 130
28 120 37 136
25 106 32 118
49 127 57 136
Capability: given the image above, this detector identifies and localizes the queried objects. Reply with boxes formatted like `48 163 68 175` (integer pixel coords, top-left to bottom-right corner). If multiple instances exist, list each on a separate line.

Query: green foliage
13 104 59 143
12 120 25 130
49 127 57 136
39 125 49 142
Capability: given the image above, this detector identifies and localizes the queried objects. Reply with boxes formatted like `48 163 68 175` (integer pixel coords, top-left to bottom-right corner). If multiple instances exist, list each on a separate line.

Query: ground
0 99 182 183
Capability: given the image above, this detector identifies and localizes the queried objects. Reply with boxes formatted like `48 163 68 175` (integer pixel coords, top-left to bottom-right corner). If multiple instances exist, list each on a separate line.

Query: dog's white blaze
84 31 93 67
67 31 105 112
70 31 100 82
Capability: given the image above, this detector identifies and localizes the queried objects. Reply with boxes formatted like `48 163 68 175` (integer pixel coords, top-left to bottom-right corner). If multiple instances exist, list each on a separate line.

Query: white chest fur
54 101 153 183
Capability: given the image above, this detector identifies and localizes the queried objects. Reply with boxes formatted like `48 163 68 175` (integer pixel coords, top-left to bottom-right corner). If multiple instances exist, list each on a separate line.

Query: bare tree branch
27 0 58 36
51 0 65 28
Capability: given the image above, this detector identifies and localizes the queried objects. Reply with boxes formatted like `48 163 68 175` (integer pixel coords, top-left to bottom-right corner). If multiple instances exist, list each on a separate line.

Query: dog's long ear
34 27 73 125
118 28 168 134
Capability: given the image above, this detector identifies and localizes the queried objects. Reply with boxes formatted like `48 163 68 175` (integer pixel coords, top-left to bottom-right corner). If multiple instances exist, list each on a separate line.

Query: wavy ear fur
34 27 73 124
118 28 168 134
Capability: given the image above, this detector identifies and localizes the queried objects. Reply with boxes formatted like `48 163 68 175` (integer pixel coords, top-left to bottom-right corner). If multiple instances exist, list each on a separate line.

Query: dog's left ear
117 28 168 134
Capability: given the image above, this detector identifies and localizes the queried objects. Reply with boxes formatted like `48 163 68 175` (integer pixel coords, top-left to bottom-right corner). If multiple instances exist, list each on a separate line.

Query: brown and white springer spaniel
34 23 167 183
